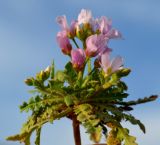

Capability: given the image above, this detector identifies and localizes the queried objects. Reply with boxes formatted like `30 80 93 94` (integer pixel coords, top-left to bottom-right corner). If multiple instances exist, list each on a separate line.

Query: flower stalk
72 115 81 145
87 58 92 74
72 38 79 48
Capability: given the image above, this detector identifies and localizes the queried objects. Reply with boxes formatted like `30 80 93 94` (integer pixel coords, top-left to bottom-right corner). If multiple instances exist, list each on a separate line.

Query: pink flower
56 15 69 32
98 16 112 35
78 9 92 25
105 29 122 39
69 20 77 37
56 15 77 37
85 34 107 57
98 46 112 57
71 49 86 71
101 50 123 74
56 31 72 55
94 47 112 68
98 16 122 39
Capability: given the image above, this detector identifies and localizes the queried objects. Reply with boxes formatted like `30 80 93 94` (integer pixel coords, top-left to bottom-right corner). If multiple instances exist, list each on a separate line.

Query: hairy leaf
117 127 138 145
35 128 41 145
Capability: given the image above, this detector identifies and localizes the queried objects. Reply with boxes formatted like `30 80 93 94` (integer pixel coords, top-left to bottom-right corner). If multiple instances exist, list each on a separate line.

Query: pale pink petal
111 56 123 72
101 51 111 73
78 9 92 25
98 46 112 56
98 16 112 34
56 31 72 55
106 29 122 39
86 34 99 57
91 18 100 32
69 20 78 36
86 34 107 57
56 15 69 31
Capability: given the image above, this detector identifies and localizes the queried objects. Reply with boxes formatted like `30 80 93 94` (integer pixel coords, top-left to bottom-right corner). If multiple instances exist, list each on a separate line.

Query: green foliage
50 60 55 79
35 128 41 145
7 60 158 145
74 104 102 143
64 96 73 106
117 127 138 145
90 126 102 143
122 114 145 133
107 128 121 145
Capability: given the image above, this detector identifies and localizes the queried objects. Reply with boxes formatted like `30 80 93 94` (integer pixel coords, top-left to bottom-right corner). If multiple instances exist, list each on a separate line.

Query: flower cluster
56 9 123 75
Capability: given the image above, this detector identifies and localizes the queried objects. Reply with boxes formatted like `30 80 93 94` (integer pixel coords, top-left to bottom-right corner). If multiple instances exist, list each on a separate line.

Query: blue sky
0 0 160 145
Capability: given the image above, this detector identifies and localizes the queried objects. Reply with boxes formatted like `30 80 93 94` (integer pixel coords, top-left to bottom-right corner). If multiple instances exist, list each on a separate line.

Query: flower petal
56 31 72 55
106 29 122 39
86 34 107 57
69 20 78 37
78 9 92 25
111 56 123 72
101 50 111 73
56 15 69 31
71 49 86 71
98 16 112 34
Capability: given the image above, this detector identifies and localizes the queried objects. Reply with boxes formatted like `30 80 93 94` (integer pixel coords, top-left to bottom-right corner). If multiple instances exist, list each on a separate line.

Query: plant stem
87 58 91 74
72 115 81 145
72 38 79 48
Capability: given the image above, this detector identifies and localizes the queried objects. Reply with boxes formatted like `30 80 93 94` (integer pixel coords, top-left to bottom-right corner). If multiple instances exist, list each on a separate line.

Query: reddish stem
72 115 81 145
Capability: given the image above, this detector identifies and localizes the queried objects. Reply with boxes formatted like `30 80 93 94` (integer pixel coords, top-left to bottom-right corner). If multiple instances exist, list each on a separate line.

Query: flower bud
71 49 86 71
56 31 72 55
116 68 131 77
68 20 77 38
76 26 85 41
36 70 49 82
24 78 34 86
44 66 51 79
37 71 46 81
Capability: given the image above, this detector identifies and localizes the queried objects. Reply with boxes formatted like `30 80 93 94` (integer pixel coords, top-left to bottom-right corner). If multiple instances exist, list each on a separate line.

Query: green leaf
64 62 77 84
7 107 72 145
74 104 100 135
117 127 138 145
35 128 41 145
24 77 34 86
36 70 48 82
64 96 73 106
20 102 28 112
117 81 128 92
107 128 121 145
50 60 55 79
103 73 119 89
123 114 146 133
116 68 131 77
6 132 31 145
55 71 66 82
48 79 63 89
121 95 158 106
90 126 102 143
